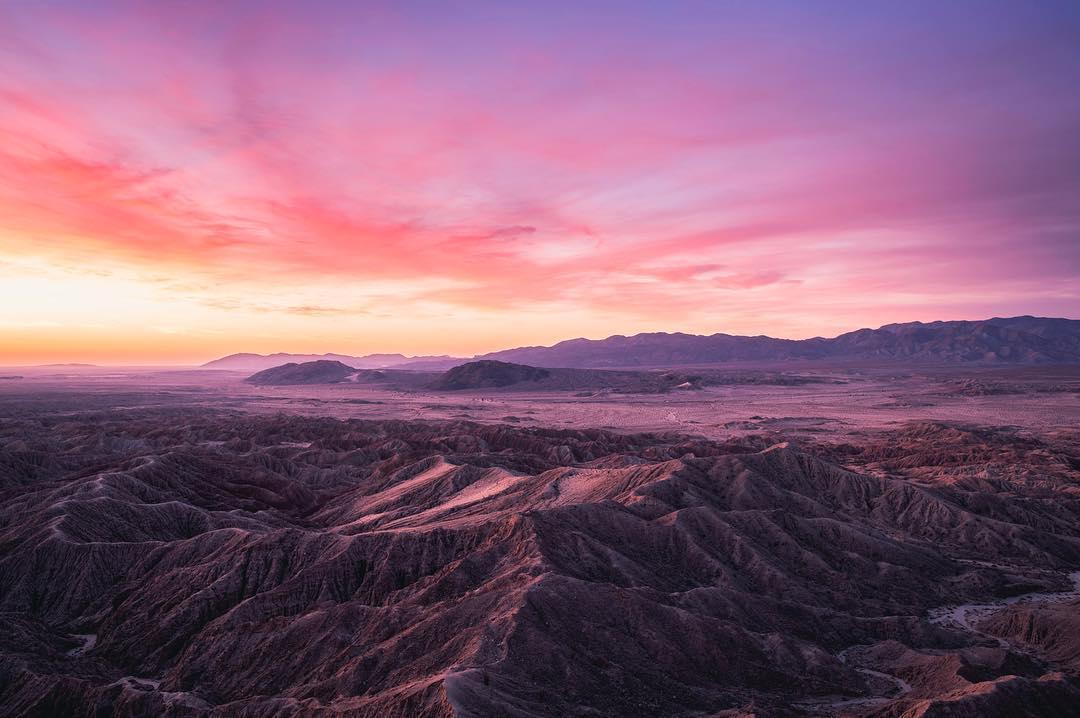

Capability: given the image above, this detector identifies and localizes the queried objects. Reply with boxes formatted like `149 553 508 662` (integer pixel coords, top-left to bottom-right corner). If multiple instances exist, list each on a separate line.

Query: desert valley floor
2 363 1080 717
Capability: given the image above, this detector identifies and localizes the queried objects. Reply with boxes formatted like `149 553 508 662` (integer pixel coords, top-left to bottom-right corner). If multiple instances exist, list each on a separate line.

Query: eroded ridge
2 410 1080 716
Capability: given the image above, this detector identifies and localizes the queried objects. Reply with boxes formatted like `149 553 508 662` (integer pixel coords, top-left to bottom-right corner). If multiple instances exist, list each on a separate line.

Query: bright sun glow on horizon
1 1 1078 364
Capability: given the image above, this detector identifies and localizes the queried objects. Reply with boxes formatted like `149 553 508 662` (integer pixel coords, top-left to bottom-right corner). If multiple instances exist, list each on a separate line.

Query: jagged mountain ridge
475 316 1080 368
2 411 1080 716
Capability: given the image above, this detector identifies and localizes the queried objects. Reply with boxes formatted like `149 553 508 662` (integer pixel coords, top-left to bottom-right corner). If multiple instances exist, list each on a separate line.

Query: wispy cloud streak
0 1 1078 361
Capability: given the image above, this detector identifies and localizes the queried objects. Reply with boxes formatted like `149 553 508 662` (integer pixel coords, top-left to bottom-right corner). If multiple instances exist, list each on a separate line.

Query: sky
1 0 1079 364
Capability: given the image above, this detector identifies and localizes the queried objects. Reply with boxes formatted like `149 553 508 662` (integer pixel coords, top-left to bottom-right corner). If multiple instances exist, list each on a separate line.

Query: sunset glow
2 1 1078 364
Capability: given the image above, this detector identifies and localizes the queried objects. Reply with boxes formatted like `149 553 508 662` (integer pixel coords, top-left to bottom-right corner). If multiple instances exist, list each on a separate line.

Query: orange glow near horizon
1 2 1078 365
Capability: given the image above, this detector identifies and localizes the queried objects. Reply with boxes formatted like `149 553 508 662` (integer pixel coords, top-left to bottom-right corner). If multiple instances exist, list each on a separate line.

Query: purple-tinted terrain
2 349 1080 717
3 0 1080 713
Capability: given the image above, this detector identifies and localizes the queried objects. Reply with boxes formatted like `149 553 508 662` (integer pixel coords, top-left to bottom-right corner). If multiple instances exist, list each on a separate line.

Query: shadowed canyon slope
2 404 1080 717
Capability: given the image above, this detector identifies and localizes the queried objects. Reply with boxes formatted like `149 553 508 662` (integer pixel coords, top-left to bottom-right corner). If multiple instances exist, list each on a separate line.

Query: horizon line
3 313 1073 368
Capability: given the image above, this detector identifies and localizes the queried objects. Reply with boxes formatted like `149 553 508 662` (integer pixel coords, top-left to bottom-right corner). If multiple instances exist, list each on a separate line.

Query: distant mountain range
476 316 1080 368
202 352 456 373
205 316 1080 371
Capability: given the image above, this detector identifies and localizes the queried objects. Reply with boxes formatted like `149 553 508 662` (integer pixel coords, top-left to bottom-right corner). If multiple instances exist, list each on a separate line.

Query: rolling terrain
1 379 1079 716
244 359 832 394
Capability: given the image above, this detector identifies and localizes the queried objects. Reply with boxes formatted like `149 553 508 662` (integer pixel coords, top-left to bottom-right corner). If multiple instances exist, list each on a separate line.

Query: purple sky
0 1 1078 362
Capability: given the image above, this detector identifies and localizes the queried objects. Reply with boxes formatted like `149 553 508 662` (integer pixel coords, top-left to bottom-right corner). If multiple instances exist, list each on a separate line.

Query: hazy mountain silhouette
204 352 455 372
475 316 1080 368
206 317 1080 372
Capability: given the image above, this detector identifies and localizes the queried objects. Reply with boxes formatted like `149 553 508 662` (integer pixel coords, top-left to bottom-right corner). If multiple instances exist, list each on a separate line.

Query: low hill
430 360 550 390
425 361 816 393
245 360 356 385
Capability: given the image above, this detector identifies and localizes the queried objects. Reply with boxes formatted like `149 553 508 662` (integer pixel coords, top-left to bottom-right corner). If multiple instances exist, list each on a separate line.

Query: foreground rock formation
1 409 1079 717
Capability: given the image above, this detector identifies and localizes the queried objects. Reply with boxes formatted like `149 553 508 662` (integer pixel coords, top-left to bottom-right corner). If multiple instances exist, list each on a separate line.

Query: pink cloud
0 0 1076 352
